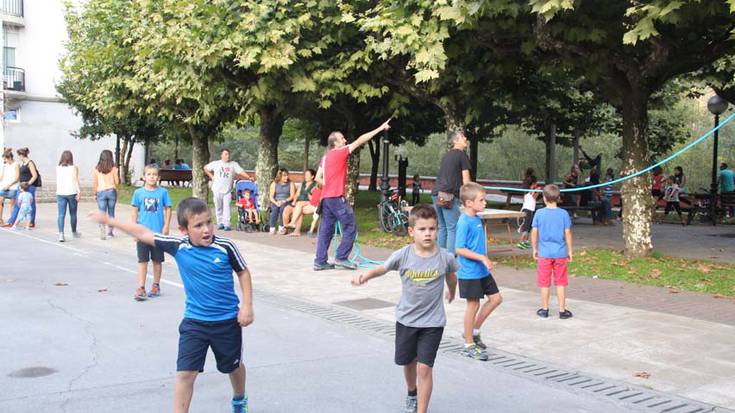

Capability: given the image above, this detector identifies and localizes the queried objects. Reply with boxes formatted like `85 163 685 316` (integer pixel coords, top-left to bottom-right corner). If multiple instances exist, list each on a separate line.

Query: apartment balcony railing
1 0 23 17
4 66 24 91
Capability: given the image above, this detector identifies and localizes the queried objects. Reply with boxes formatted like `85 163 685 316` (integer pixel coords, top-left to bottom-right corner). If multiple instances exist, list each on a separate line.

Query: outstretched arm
347 119 391 153
89 210 155 246
351 265 388 286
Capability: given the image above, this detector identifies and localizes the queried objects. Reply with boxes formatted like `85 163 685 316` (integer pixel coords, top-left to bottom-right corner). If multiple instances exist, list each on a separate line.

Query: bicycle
378 188 409 236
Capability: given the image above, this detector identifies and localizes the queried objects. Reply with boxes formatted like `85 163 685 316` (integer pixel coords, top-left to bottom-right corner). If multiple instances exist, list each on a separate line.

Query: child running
662 176 686 225
531 184 574 319
12 182 33 230
89 197 254 413
352 204 458 413
517 175 540 250
131 165 172 301
455 182 502 361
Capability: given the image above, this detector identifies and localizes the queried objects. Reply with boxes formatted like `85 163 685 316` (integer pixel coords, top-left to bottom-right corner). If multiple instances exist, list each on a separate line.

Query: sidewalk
16 202 735 409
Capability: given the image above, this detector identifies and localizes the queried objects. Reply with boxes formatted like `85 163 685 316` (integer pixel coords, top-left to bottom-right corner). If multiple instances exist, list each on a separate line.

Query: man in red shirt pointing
314 119 391 270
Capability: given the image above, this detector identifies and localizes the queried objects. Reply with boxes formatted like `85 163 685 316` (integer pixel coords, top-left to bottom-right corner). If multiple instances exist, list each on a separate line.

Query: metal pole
380 131 390 201
710 114 719 226
115 135 121 180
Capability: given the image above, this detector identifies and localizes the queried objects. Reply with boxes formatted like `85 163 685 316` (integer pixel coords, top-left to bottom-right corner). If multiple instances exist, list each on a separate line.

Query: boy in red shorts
531 184 574 319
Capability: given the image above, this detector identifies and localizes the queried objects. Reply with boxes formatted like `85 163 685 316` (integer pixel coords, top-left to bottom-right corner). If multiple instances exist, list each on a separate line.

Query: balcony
1 0 23 18
4 66 24 91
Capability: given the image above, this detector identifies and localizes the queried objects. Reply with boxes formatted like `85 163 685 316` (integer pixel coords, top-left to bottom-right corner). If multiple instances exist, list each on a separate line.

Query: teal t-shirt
720 169 734 193
131 187 172 232
455 214 489 279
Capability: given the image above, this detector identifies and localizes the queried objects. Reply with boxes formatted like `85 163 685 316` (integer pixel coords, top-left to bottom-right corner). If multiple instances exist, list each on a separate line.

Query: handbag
436 191 454 208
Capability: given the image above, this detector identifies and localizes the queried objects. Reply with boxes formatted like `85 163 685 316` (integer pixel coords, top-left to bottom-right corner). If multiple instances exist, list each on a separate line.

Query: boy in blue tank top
90 197 254 413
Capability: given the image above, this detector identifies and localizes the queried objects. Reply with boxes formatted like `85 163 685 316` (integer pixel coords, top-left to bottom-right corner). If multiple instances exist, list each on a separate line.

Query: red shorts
537 257 569 288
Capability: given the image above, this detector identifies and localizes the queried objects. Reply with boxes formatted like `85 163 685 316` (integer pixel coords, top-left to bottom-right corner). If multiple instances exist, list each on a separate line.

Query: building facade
1 0 144 185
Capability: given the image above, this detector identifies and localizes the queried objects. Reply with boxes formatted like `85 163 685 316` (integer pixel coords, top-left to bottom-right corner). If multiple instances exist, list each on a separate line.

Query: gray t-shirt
383 245 459 328
205 160 244 195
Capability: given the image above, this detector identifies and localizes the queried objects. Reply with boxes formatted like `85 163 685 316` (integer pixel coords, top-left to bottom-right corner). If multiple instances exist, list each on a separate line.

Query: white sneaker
269 227 276 235
73 232 82 238
58 233 65 242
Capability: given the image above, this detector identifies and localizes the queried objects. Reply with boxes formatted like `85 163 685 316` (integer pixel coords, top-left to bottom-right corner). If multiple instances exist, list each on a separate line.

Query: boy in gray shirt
352 204 458 413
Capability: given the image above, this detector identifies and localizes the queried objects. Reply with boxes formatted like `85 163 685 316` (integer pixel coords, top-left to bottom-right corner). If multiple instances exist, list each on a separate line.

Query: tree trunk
467 129 479 180
124 138 134 185
346 146 361 205
256 105 284 209
544 123 557 184
620 88 653 257
303 137 310 172
368 139 380 191
188 125 210 201
572 129 580 166
120 137 129 184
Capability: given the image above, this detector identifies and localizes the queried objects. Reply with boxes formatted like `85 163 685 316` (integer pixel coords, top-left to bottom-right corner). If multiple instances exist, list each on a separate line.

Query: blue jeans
96 189 117 218
57 195 78 233
315 197 357 264
432 195 461 253
8 185 36 225
269 201 289 227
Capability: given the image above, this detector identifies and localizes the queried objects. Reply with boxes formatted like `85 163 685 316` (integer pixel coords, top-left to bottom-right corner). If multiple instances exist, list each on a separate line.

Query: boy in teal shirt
455 182 503 361
131 165 172 301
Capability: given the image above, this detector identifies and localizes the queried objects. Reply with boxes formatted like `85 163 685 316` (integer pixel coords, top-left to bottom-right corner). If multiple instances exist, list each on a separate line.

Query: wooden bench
158 169 192 186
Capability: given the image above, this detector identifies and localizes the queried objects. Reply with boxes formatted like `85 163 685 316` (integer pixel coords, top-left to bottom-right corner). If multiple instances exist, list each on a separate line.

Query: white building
1 0 144 185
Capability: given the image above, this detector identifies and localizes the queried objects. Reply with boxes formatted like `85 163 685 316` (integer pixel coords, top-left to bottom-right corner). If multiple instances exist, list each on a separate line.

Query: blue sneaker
232 396 249 413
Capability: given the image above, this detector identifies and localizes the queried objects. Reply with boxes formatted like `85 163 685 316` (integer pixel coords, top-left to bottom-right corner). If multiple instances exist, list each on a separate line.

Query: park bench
158 169 192 186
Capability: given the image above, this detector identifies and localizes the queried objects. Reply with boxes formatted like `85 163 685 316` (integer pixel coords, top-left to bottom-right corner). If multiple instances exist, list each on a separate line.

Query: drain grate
256 290 731 413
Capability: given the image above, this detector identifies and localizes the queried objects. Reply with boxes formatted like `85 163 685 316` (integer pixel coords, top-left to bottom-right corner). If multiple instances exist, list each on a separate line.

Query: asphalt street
0 229 637 412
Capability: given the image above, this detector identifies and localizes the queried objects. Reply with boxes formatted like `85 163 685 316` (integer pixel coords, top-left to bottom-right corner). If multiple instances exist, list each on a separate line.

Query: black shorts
177 318 242 373
395 322 444 368
520 209 534 233
136 241 165 263
459 276 499 299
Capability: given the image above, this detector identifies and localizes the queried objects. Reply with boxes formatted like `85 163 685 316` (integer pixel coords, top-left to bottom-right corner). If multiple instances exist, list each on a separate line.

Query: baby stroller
235 180 268 232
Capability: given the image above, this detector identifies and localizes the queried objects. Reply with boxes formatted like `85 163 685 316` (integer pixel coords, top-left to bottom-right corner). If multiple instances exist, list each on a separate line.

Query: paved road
0 230 633 413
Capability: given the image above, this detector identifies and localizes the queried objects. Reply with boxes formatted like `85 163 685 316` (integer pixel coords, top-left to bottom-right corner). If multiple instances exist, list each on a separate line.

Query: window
3 47 15 67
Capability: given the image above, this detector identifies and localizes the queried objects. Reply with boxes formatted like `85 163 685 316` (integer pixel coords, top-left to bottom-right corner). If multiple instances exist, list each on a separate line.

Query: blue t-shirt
455 213 489 279
532 207 572 259
155 235 248 321
131 187 172 232
720 169 734 193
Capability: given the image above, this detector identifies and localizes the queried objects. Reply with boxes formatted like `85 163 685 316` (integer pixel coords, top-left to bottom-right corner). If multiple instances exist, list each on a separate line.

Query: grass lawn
495 249 735 297
118 186 734 297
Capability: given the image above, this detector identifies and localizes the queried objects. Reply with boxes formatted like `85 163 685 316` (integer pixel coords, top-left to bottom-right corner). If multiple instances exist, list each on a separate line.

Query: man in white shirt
204 149 251 231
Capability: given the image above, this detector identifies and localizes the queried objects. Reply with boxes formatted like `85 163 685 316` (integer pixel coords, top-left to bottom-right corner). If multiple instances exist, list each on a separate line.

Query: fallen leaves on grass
648 269 662 279
669 289 680 294
697 264 712 274
54 282 68 287
634 371 651 379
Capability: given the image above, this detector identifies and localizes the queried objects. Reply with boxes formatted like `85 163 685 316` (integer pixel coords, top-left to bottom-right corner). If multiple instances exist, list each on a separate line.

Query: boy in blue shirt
131 165 172 301
532 184 574 319
90 197 254 413
455 182 502 361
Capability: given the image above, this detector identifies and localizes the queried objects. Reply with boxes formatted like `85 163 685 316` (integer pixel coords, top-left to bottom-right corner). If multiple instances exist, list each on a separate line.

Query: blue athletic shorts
177 318 242 373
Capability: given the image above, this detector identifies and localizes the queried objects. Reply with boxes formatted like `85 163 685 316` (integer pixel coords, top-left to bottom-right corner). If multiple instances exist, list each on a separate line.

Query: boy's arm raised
235 268 254 327
351 265 388 286
89 210 155 246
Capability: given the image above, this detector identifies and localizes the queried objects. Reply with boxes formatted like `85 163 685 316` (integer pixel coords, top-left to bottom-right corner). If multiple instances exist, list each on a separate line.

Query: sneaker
404 395 418 413
148 283 161 298
335 259 357 270
472 333 487 350
217 224 225 230
537 308 549 318
313 262 336 271
2 223 12 228
73 232 82 239
223 226 232 231
58 233 65 243
99 226 106 240
559 309 573 319
516 242 529 250
461 344 488 361
107 230 114 238
307 231 317 238
231 396 249 413
269 227 276 235
134 287 147 301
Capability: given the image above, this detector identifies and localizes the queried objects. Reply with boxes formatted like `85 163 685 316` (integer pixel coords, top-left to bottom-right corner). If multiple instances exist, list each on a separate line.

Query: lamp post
380 131 391 201
707 95 729 226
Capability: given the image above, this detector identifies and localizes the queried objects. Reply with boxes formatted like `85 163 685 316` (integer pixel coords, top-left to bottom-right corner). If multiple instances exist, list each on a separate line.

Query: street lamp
380 131 391 201
707 95 729 226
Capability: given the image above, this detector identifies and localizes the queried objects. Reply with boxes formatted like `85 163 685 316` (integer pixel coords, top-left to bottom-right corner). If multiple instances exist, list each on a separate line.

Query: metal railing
4 66 24 91
1 0 23 17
